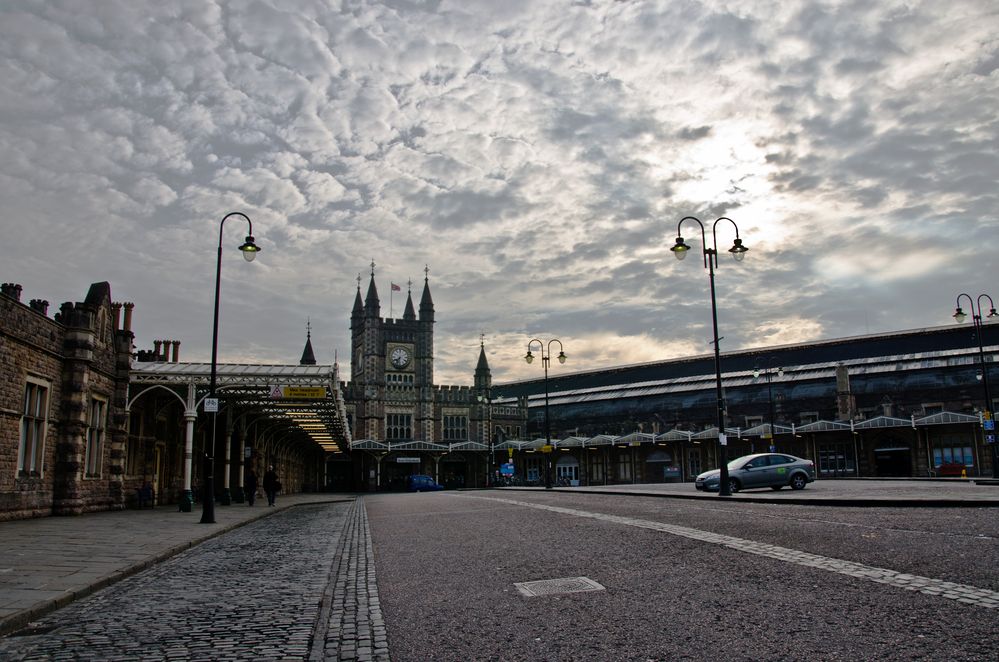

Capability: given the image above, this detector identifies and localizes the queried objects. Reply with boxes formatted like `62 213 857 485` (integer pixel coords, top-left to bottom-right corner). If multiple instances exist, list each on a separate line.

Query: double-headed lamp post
202 212 260 525
953 293 998 478
525 339 567 489
671 216 748 497
754 363 783 453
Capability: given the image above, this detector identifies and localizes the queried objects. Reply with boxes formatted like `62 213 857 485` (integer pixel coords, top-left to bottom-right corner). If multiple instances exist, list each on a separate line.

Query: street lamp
477 391 493 486
525 338 567 489
671 216 748 497
753 363 783 453
202 212 260 524
953 293 997 478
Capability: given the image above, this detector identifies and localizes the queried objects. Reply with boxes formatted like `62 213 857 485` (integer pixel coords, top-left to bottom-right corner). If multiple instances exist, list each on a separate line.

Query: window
442 415 467 441
799 412 819 424
19 381 49 476
921 403 944 416
386 413 412 440
744 415 763 428
86 397 108 477
933 446 973 467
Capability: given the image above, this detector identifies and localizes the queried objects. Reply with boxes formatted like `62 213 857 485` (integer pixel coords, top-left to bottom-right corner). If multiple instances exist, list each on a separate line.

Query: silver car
695 453 816 493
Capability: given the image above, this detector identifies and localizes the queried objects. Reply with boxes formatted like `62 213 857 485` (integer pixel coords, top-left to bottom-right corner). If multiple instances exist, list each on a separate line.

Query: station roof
129 361 351 454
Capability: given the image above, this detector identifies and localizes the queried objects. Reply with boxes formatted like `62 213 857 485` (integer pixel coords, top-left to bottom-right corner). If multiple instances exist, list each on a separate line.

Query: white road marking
462 494 999 609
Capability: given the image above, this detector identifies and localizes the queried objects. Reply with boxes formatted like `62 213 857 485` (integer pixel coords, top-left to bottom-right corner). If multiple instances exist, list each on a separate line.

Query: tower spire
299 318 317 365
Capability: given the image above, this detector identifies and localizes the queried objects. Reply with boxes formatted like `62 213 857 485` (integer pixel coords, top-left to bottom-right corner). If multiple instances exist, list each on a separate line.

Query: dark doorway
874 447 911 477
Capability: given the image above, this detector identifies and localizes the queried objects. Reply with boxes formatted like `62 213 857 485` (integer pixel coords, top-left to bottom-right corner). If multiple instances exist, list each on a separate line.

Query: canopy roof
130 361 351 453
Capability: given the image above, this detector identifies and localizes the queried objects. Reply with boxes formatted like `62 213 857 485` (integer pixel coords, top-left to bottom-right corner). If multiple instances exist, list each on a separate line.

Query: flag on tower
391 282 401 291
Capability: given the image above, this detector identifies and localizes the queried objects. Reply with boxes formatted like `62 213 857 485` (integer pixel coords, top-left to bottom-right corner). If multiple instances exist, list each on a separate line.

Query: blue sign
984 419 995 431
986 434 996 445
500 462 515 476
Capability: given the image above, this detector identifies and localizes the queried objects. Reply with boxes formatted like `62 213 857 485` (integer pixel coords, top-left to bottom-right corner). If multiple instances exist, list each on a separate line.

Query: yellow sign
541 445 554 453
508 448 514 458
270 385 327 399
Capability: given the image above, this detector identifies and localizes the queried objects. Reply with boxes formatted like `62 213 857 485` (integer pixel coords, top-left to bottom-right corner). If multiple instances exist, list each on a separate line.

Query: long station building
1 275 996 521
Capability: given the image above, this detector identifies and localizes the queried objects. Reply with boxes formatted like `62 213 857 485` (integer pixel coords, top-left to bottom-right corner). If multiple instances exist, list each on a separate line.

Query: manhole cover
514 576 605 597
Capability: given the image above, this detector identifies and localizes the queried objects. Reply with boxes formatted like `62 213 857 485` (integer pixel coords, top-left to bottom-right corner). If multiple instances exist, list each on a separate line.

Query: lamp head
240 235 260 262
670 236 691 260
953 307 967 323
753 368 761 379
557 351 567 364
729 237 748 262
988 308 998 319
524 350 534 364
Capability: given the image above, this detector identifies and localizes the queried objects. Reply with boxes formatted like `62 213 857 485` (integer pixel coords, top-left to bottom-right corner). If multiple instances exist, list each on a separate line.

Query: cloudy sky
2 0 997 385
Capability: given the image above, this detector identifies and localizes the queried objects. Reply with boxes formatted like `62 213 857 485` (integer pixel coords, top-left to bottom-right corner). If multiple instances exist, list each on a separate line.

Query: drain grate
513 576 605 597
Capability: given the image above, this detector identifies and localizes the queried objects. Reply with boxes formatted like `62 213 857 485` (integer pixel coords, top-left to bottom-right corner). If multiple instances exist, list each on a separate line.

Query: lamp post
525 338 567 489
953 293 997 478
753 363 783 453
202 212 260 524
477 391 492 486
671 216 748 497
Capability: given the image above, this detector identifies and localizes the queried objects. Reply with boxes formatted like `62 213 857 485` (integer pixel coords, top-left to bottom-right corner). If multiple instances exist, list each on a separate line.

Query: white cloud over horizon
2 0 997 385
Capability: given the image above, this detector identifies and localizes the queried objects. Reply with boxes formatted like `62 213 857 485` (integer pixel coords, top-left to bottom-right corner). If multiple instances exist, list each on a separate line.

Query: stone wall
0 286 65 520
0 282 132 520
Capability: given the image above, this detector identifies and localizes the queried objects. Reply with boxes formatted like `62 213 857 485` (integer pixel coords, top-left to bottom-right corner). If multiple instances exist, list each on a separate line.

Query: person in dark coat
263 465 279 506
245 468 258 506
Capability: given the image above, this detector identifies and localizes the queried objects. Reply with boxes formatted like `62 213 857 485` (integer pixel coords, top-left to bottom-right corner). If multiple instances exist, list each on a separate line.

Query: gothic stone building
1 282 133 521
342 272 527 490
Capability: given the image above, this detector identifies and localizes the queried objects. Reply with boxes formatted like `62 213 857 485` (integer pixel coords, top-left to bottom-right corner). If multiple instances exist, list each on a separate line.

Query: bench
136 484 154 508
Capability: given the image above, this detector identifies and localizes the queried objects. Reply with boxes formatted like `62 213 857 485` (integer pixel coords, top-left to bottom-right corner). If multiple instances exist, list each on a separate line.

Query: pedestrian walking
245 468 258 506
263 465 280 506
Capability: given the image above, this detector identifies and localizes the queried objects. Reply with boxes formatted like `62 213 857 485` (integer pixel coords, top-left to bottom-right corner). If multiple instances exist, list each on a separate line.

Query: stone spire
299 318 317 366
403 279 416 321
474 333 491 392
419 265 434 322
351 273 364 322
364 260 380 318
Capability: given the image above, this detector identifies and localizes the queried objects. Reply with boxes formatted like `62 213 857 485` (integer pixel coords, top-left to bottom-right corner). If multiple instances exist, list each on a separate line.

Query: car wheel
770 485 783 491
790 474 807 490
727 478 740 493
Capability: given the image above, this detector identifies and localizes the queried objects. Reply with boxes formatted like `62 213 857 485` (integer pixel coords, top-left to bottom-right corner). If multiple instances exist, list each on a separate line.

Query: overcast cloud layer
2 0 997 385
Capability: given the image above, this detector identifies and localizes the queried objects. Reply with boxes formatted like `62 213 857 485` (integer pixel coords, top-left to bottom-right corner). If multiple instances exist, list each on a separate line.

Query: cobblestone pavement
0 500 388 662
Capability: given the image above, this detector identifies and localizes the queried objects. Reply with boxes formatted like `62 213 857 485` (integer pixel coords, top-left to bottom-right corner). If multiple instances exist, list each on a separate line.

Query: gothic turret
365 270 380 318
419 271 434 322
351 280 364 323
474 338 491 392
300 320 317 366
403 283 416 321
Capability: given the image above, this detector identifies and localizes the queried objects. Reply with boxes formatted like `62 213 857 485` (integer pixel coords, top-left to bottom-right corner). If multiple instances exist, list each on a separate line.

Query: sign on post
204 398 219 413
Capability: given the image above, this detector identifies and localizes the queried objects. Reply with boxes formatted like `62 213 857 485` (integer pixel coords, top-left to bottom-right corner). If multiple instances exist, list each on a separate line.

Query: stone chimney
1 283 23 302
29 299 49 316
153 340 162 361
111 302 122 330
122 302 134 332
171 340 180 363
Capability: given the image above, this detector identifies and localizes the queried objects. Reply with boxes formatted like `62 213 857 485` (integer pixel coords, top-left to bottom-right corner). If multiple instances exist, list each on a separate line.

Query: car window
744 458 764 469
769 455 794 466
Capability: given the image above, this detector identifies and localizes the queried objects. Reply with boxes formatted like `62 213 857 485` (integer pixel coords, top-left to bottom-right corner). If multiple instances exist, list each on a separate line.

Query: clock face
390 347 411 369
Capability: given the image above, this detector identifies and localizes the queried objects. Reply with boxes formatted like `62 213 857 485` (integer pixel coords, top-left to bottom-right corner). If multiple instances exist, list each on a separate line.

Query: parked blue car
407 474 444 492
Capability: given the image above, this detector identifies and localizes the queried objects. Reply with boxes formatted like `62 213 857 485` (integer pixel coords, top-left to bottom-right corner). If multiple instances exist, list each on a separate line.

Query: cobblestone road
0 500 388 662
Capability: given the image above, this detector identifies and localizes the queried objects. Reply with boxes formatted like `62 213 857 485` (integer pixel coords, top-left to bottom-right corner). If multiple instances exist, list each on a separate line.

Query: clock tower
347 265 435 442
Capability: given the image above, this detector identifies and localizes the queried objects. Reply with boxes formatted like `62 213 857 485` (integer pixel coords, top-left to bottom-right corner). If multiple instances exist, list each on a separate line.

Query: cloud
1 0 997 388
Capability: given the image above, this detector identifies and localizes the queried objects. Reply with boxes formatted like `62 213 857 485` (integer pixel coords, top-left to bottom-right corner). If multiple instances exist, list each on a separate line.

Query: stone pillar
179 410 196 512
232 421 246 503
220 410 233 506
52 303 94 515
